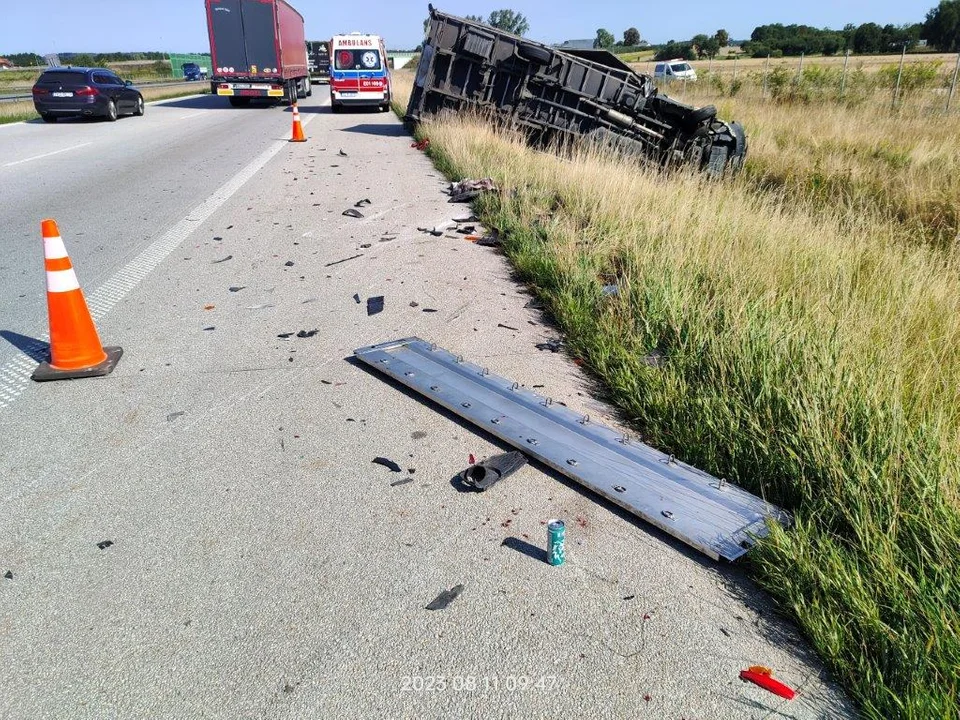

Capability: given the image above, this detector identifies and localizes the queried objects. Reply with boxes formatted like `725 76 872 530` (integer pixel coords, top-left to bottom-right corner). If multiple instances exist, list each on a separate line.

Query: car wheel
105 100 118 122
331 102 341 114
134 95 144 116
41 114 57 123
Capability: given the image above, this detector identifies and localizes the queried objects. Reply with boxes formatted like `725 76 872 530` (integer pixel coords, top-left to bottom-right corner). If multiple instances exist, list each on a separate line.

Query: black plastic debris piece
524 297 544 309
360 243 372 248
296 329 319 338
321 379 332 385
284 260 295 267
497 323 519 331
212 255 233 264
228 286 246 292
453 215 480 223
476 234 501 247
422 308 438 313
379 235 396 242
390 477 414 487
226 225 233 229
459 451 527 491
536 339 563 353
3 570 12 580
96 540 114 550
338 149 348 156
343 208 364 218
456 225 476 234
417 226 443 237
367 296 384 316
373 457 402 472
278 332 294 339
622 594 636 601
202 326 215 331
355 198 372 207
324 254 364 267
426 584 465 610
353 293 361 304
213 236 223 241
166 411 185 422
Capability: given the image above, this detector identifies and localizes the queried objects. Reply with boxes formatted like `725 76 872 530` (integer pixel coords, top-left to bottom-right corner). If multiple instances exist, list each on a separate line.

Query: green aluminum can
547 519 566 566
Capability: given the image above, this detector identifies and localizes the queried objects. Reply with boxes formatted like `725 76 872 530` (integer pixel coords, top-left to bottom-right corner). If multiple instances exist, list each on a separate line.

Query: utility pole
892 43 906 109
840 49 850 96
947 52 960 113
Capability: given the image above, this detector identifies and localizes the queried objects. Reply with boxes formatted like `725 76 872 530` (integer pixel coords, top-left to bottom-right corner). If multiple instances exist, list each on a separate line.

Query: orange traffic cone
290 101 306 142
31 219 122 382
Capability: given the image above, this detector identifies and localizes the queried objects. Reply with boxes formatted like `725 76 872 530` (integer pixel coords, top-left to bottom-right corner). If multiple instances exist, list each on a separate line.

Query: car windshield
38 71 86 84
335 48 381 70
670 63 692 73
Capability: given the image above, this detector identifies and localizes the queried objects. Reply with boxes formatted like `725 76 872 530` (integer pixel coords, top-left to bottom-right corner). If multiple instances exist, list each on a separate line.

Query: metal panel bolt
662 510 675 520
567 459 579 466
430 385 440 391
527 438 539 445
579 414 590 425
613 485 626 493
404 371 415 377
462 402 472 408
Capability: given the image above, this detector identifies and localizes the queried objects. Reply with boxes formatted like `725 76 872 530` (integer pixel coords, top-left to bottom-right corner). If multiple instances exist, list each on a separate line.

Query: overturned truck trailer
408 6 747 175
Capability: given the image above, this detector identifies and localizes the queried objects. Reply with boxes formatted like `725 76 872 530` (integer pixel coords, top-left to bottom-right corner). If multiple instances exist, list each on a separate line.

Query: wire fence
643 52 960 114
168 53 212 79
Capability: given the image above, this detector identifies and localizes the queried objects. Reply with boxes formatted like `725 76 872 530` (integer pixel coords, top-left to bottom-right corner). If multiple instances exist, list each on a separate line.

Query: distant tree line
649 0 959 60
0 51 173 67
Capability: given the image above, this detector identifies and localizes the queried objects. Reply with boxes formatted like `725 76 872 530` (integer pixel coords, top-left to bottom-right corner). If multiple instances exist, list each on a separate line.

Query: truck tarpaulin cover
407 5 747 175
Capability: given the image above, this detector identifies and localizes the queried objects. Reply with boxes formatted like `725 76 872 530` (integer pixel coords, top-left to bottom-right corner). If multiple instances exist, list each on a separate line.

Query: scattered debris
367 296 384 316
166 411 185 422
321 380 332 385
212 255 233 264
409 301 420 308
96 540 114 550
202 326 215 331
203 304 215 311
411 431 427 439
425 584 464 610
524 297 544 309
390 477 414 487
278 332 294 339
456 225 476 234
324 254 364 267
379 235 396 242
475 233 501 247
622 595 636 601
245 304 275 310
228 286 246 292
601 284 619 297
468 453 476 465
355 198 372 207
373 457 402 473
284 260 295 267
353 293 361 304
720 628 731 637
459 451 527 491
454 215 479 223
422 308 438 313
296 329 318 338
360 243 372 248
3 570 12 580
536 339 563 353
338 149 348 156
497 323 519 331
739 667 796 700
417 226 443 237
343 208 364 218
411 138 430 151
449 178 497 203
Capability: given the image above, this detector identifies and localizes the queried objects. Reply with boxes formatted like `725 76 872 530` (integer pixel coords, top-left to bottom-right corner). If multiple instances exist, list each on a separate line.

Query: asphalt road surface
0 89 857 719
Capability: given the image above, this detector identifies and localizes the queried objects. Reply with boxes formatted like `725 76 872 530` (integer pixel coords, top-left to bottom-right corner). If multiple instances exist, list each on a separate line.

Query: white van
654 59 697 82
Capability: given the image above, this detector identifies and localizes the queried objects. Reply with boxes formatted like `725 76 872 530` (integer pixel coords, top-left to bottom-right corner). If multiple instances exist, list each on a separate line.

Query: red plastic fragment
468 453 476 464
739 669 796 700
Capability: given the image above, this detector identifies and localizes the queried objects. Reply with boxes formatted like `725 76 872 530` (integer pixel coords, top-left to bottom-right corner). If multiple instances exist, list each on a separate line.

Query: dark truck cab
306 40 330 84
205 0 310 105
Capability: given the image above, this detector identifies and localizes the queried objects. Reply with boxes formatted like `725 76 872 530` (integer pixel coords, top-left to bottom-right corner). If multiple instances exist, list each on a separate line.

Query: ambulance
329 33 391 112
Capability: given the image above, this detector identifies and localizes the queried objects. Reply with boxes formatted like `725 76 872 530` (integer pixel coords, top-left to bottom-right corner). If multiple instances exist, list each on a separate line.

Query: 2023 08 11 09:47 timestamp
399 675 559 693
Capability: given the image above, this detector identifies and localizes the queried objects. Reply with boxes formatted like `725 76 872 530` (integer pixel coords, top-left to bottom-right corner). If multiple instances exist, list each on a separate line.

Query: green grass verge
404 117 960 719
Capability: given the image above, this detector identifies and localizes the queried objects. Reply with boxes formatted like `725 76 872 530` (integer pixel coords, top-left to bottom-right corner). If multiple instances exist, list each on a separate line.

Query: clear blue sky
0 0 931 54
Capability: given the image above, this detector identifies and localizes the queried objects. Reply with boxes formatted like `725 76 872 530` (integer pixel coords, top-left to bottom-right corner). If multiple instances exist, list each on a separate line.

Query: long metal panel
354 338 789 561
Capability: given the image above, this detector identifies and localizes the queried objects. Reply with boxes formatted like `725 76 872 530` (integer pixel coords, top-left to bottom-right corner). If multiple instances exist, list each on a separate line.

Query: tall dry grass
392 69 960 718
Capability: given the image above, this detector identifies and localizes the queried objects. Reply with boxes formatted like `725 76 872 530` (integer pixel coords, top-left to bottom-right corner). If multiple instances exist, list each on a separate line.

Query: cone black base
32 346 123 382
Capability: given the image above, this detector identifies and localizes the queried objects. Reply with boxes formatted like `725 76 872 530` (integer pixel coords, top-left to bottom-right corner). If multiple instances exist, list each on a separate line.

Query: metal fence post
947 52 960 113
733 55 738 82
893 43 906 109
840 49 849 96
797 52 804 81
762 54 770 97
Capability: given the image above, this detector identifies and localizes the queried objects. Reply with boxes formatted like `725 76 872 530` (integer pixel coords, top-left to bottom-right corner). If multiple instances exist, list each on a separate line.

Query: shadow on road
0 330 49 363
152 95 238 110
340 123 410 138
501 536 548 564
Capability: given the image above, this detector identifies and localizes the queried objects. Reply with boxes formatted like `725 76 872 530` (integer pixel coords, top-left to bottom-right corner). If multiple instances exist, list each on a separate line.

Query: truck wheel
517 44 552 65
306 82 313 97
297 79 307 99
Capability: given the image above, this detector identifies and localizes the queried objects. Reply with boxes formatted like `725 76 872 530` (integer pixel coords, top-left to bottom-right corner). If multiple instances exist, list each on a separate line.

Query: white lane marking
3 142 92 168
178 111 206 120
0 114 316 410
